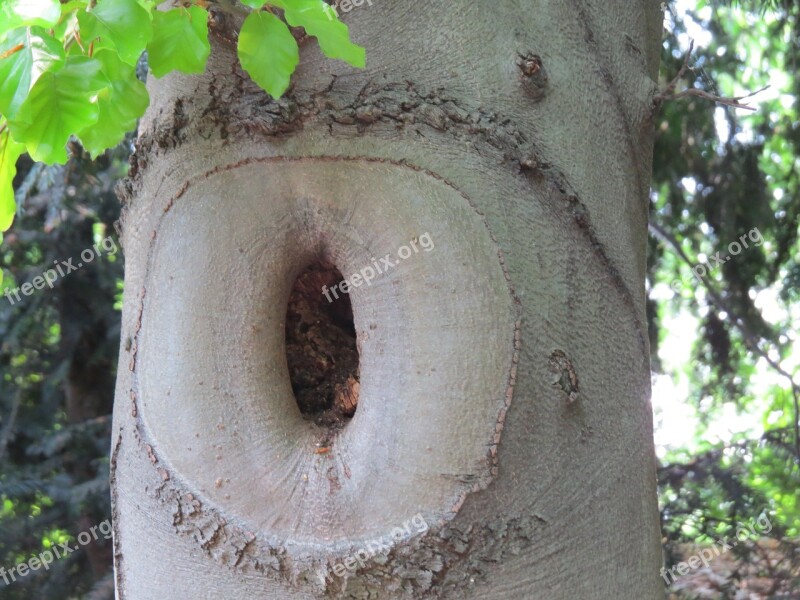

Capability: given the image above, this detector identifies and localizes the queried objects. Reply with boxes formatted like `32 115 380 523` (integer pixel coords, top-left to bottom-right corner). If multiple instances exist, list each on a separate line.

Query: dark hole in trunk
285 260 359 427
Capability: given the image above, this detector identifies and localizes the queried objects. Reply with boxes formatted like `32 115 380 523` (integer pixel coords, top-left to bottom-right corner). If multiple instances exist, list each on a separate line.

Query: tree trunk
111 1 665 598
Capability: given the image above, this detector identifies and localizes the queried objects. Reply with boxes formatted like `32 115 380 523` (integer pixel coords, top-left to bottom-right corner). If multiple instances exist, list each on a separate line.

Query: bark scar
548 349 580 404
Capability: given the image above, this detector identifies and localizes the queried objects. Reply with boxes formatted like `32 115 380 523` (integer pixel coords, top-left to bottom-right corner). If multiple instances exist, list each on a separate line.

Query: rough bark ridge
112 2 665 598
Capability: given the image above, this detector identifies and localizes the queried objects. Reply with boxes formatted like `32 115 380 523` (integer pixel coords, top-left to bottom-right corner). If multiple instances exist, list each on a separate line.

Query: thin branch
669 85 768 111
657 39 695 102
653 38 766 112
0 43 23 61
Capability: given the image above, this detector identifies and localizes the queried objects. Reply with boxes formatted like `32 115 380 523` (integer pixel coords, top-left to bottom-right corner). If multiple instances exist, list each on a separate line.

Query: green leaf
77 49 148 157
0 128 24 232
77 0 153 66
271 0 365 68
59 0 89 12
9 56 109 164
0 0 61 37
146 6 210 78
240 0 266 7
237 11 298 98
0 27 66 119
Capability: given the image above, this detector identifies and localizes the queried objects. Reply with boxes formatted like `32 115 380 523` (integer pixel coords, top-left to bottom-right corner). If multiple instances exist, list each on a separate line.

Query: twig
669 85 768 112
653 38 766 112
655 39 695 103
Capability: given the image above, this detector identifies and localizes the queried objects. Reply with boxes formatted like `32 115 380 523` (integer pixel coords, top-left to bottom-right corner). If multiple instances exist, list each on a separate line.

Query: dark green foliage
0 142 125 599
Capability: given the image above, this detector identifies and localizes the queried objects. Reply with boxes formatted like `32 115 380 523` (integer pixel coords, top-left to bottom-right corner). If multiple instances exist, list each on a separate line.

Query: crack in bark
521 164 649 360
121 423 547 599
568 0 651 214
125 77 531 191
109 430 125 598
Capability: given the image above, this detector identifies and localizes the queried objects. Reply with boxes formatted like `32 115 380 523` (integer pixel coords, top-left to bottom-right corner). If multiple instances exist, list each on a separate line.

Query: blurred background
0 0 798 598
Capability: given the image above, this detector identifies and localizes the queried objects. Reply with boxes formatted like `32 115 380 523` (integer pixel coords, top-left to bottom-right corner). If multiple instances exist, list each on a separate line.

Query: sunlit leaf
146 6 210 78
0 27 65 119
0 127 24 232
9 56 109 164
0 0 61 37
77 49 149 157
237 10 298 98
77 0 153 66
270 0 365 67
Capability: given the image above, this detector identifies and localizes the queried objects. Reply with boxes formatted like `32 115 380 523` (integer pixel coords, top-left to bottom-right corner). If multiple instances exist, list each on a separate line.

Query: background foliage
0 0 798 598
0 145 123 597
651 0 799 596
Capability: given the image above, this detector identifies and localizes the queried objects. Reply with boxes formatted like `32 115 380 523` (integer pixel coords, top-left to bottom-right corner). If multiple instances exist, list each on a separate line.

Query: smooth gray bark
112 1 665 598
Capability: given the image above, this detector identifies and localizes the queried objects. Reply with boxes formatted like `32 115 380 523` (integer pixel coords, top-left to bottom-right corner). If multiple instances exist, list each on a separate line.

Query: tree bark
112 1 665 598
